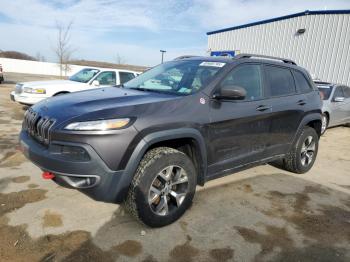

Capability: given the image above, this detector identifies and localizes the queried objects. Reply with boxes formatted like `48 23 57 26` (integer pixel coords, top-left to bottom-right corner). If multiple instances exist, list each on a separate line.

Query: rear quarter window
294 71 313 93
265 65 296 97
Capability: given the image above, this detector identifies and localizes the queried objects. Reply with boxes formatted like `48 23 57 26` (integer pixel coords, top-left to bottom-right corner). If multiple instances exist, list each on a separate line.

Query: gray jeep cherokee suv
20 54 322 227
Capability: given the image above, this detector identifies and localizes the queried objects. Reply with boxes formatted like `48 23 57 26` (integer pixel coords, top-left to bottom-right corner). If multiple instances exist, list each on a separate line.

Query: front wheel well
148 138 205 186
323 111 330 122
53 91 70 96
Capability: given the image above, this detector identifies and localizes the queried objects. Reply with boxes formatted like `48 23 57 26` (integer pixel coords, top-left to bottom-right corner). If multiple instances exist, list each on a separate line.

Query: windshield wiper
127 87 157 92
127 87 178 95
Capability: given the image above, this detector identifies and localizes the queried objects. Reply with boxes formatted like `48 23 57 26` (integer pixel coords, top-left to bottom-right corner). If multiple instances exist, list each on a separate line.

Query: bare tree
53 21 75 77
35 52 46 62
115 53 126 64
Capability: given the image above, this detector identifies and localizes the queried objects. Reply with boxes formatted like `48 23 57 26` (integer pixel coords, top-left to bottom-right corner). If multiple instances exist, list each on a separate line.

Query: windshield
123 60 224 95
69 68 100 83
318 85 333 100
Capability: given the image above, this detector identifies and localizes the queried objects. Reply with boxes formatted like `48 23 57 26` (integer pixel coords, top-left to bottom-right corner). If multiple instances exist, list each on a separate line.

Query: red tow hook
42 172 55 180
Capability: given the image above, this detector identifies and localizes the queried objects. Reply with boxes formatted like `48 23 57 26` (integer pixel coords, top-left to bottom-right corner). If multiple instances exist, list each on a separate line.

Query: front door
93 71 117 88
207 63 272 177
330 86 348 125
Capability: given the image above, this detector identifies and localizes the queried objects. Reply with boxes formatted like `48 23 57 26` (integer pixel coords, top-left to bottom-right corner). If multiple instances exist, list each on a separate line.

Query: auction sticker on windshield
199 62 226 67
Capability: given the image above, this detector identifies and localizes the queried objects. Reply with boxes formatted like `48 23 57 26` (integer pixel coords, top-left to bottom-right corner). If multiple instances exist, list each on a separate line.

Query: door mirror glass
92 80 100 86
215 85 247 100
334 96 345 102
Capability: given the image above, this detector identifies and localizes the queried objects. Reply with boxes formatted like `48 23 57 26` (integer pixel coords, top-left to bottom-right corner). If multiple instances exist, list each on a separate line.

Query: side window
221 64 263 101
294 71 313 93
333 86 344 100
95 71 116 85
342 86 350 98
119 72 136 84
191 67 220 92
265 66 296 97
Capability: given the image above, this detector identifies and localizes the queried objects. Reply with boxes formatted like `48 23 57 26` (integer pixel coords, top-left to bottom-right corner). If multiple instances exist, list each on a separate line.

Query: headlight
64 118 130 131
23 87 46 94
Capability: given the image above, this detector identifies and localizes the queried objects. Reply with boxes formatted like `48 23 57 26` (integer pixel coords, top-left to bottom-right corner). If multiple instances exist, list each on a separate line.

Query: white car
10 67 139 105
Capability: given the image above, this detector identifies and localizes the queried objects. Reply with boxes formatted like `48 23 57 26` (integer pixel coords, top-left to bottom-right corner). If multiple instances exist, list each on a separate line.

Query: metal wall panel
208 14 350 85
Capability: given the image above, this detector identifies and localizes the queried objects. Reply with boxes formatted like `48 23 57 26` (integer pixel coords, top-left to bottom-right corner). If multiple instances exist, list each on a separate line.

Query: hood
32 87 180 125
21 80 84 88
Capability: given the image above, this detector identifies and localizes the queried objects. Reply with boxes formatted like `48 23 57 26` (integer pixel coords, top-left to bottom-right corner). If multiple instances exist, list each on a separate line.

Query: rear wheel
321 113 328 135
125 147 196 227
283 126 319 174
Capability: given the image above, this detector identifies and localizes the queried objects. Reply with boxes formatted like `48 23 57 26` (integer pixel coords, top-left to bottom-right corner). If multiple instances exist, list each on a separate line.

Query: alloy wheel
300 136 316 166
148 165 189 216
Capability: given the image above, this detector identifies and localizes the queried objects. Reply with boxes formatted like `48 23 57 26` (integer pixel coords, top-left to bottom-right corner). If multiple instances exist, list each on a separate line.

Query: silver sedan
316 81 350 134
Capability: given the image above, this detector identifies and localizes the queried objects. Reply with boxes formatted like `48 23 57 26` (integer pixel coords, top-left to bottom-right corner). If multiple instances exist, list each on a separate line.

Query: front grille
23 109 55 145
15 84 23 94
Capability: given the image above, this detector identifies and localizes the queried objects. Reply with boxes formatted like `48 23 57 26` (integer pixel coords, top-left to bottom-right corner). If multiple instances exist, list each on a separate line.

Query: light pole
160 50 166 63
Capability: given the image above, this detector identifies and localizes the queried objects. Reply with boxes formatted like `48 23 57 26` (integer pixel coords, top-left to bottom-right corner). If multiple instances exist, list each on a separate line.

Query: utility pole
160 50 166 63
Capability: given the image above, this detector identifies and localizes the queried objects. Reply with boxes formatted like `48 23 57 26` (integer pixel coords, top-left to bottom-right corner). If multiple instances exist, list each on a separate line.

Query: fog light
60 145 90 161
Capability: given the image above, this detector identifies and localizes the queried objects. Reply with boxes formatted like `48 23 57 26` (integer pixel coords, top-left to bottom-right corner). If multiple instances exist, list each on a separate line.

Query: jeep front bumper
19 130 127 203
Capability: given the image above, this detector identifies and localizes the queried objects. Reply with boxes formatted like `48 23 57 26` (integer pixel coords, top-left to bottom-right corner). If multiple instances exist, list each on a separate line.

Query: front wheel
283 126 319 174
125 147 197 227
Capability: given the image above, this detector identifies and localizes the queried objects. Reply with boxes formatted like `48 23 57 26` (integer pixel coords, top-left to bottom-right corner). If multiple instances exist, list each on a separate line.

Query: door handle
297 100 306 106
256 105 272 111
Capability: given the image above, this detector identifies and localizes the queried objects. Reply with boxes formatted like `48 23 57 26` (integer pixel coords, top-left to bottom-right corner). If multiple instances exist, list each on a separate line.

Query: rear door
208 63 272 177
263 65 305 155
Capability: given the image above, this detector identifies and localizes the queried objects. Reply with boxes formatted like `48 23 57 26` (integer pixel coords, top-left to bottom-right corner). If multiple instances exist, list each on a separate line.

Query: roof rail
314 80 332 85
235 53 297 65
173 55 200 60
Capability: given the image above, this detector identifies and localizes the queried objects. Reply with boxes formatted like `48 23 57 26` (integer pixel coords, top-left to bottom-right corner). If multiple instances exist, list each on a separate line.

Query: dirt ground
0 73 350 262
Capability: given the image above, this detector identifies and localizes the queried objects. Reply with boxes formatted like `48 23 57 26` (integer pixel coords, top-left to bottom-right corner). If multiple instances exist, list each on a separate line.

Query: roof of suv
178 54 306 72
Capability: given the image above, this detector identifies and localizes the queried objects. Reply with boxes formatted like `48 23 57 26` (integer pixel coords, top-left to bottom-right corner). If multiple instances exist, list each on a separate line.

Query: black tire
125 147 197 227
320 113 328 135
283 126 319 174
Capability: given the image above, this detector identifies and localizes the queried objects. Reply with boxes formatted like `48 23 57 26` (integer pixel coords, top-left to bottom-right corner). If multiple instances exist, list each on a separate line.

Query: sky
0 0 349 66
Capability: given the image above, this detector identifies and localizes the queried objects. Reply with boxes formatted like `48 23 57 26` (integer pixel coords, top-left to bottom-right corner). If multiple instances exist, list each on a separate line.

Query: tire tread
283 126 318 174
124 147 186 225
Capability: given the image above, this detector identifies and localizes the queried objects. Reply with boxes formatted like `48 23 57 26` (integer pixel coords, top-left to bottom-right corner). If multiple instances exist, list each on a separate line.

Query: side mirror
214 85 247 100
92 80 100 86
334 97 345 102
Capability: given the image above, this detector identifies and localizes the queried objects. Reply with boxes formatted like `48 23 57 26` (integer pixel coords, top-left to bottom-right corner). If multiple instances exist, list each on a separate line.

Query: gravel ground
0 73 350 262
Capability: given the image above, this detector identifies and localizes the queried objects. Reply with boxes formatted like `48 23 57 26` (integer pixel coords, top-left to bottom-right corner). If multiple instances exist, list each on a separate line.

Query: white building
207 10 350 85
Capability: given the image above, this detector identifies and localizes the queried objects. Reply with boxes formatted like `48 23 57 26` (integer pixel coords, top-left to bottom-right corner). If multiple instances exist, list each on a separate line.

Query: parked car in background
0 64 4 84
10 67 139 105
315 80 350 134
